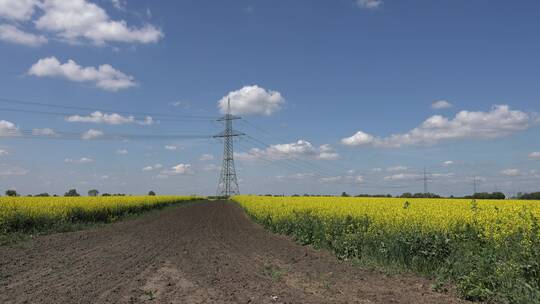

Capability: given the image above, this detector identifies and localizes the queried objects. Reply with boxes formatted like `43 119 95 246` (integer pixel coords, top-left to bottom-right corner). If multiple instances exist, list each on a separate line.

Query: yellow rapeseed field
0 196 198 233
234 196 540 242
233 195 540 302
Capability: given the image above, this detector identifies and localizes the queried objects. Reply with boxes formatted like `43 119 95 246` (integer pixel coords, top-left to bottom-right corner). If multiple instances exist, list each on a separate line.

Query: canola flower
0 195 198 234
233 195 540 303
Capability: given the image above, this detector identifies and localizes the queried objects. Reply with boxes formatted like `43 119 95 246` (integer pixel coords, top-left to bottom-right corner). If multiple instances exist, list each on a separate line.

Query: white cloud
199 154 214 161
142 163 162 171
0 164 28 176
0 149 8 156
116 149 128 155
319 175 364 184
501 169 521 177
431 100 453 110
170 100 191 109
442 160 454 166
383 173 421 181
386 166 408 172
317 144 339 160
110 0 126 11
0 0 38 21
65 157 94 164
159 163 192 176
35 0 163 45
28 57 136 91
66 111 151 125
384 172 455 181
218 85 285 116
356 0 383 9
81 129 104 140
342 105 533 148
236 140 338 161
371 167 383 172
32 128 57 137
529 152 540 160
0 120 20 137
0 24 47 46
165 145 179 151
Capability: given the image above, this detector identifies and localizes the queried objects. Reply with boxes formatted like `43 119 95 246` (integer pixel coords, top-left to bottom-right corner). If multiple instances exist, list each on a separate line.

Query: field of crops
0 196 199 235
234 195 540 303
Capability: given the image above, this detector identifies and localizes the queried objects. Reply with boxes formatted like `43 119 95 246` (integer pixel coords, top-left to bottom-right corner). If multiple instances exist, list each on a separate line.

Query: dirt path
0 201 465 304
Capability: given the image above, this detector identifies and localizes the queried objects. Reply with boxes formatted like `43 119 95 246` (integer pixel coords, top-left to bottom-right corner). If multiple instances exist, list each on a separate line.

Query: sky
0 0 539 196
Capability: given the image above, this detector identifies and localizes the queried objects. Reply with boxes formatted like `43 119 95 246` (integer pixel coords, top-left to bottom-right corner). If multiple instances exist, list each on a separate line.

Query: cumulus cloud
0 0 162 46
236 140 338 161
199 154 214 161
501 169 521 177
142 163 162 171
66 111 151 125
342 105 533 148
28 57 136 91
356 0 383 9
529 152 540 160
65 157 94 164
218 85 285 116
0 149 8 156
0 120 20 136
317 144 339 160
32 128 56 136
110 0 126 11
159 163 193 176
431 100 453 110
0 24 47 46
35 0 163 45
81 129 104 140
442 160 454 166
0 0 38 21
116 149 128 155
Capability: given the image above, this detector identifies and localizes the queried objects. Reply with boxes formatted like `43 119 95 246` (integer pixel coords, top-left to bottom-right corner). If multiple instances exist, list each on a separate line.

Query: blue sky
0 0 539 196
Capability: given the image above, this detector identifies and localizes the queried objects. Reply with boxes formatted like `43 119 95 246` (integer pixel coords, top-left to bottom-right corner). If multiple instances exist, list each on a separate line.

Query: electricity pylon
214 99 244 197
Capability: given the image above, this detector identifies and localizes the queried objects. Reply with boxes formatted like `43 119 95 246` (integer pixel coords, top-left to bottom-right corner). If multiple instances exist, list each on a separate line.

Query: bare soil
0 201 467 304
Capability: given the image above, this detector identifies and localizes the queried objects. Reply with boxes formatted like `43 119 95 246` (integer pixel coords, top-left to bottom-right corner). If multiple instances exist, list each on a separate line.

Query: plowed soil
0 201 466 304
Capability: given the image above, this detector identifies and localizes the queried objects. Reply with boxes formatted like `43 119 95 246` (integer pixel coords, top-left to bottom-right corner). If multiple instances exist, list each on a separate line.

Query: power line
0 97 218 120
0 129 213 141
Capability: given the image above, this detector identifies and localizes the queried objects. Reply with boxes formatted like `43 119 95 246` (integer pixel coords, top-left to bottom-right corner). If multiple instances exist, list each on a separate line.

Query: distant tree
400 192 413 198
341 192 350 197
102 193 111 197
35 193 50 197
64 189 80 197
5 189 17 197
88 189 99 197
516 192 540 200
148 191 156 196
472 192 505 200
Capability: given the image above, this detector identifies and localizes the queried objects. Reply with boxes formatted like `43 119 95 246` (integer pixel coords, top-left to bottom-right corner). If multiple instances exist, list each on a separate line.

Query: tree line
3 189 157 197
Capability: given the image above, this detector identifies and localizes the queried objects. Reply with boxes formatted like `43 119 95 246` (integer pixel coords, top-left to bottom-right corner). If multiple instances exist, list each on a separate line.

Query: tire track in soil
0 201 467 304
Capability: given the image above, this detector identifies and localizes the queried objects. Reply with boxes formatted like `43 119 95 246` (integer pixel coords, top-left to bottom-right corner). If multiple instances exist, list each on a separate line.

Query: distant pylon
214 99 244 197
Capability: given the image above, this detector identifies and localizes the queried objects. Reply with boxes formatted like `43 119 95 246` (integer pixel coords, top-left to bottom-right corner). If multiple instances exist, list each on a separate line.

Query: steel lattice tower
214 99 243 197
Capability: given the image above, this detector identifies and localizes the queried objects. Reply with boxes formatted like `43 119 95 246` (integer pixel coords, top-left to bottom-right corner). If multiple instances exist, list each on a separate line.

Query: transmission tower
214 99 244 197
